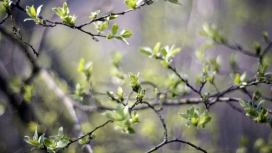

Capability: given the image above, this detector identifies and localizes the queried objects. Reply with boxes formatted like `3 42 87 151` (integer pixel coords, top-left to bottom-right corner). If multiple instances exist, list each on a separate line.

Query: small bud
254 42 261 55
262 31 269 42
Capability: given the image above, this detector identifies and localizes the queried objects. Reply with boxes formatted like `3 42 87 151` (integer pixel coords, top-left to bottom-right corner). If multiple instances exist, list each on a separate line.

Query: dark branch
67 120 113 146
146 138 207 153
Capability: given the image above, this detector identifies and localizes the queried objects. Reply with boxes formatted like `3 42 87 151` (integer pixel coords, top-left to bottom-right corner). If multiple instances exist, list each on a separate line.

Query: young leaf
89 10 100 19
161 47 168 57
33 127 38 140
125 0 137 9
179 113 188 119
107 34 113 39
56 139 69 149
160 61 169 67
115 36 129 45
256 100 265 111
58 127 64 138
43 138 54 148
112 24 119 35
168 47 181 57
120 29 133 38
139 47 152 56
153 42 161 54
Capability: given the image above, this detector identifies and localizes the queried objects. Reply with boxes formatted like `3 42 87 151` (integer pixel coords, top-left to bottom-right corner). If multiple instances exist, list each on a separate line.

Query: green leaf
30 5 36 17
203 23 211 34
117 105 129 119
262 31 269 42
103 111 119 121
168 47 181 57
63 2 69 15
85 62 93 72
130 111 139 123
33 127 38 140
199 31 209 37
58 127 64 138
256 100 265 111
23 84 34 102
179 113 188 119
153 42 161 54
28 140 41 146
52 8 63 17
239 100 248 108
234 73 241 84
78 59 85 72
263 65 269 73
43 138 54 148
161 47 167 57
120 29 133 38
102 105 129 121
112 24 119 35
127 127 135 134
109 15 118 20
117 87 123 98
189 106 195 116
89 10 100 19
240 72 247 82
47 148 56 153
115 36 129 45
78 137 90 144
24 136 31 141
38 134 45 144
191 117 199 126
56 139 69 149
107 34 113 39
139 47 152 56
125 0 137 9
160 61 169 67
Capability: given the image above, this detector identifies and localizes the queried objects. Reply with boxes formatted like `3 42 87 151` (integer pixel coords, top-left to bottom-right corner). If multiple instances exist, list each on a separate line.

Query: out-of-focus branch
40 69 93 153
0 14 10 24
218 40 258 57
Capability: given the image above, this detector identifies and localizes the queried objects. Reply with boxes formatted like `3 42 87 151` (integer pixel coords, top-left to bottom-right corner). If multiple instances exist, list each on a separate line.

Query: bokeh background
0 0 272 153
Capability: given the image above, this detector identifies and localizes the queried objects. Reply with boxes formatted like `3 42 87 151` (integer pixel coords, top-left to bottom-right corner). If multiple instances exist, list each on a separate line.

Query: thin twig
146 138 207 153
68 120 113 145
168 66 203 98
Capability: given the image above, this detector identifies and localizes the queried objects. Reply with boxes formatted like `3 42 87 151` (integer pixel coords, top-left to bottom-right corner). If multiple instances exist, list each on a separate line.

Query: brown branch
68 120 113 145
146 138 207 153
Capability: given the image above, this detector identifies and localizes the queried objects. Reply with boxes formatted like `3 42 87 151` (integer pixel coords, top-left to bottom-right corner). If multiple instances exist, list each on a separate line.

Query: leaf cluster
77 59 93 82
239 98 271 126
102 105 139 134
2 0 12 14
107 87 124 103
179 106 211 128
25 5 44 24
107 24 133 45
52 2 76 26
24 127 70 153
128 73 145 101
139 42 181 67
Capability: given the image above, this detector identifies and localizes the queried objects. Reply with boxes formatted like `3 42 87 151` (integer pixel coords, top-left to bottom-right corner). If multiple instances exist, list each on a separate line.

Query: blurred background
0 0 272 152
